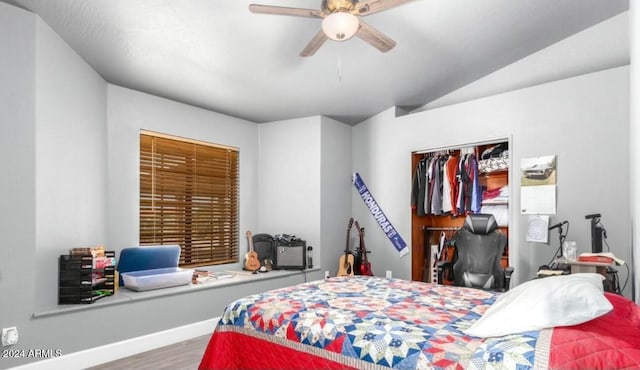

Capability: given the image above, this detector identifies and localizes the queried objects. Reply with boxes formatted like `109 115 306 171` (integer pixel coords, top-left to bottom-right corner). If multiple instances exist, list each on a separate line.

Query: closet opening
410 138 511 282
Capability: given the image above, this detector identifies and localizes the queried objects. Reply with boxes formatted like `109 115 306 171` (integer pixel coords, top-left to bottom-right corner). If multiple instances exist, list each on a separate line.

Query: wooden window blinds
139 131 239 267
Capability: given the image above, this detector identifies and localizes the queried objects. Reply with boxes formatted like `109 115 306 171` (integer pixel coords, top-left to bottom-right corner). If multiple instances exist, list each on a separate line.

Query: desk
569 261 610 275
569 261 620 294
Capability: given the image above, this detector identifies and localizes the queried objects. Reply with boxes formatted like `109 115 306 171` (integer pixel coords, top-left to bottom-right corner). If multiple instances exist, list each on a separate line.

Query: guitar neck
358 227 371 273
361 248 369 263
357 226 368 259
244 231 260 271
337 218 355 277
344 218 354 254
246 231 255 252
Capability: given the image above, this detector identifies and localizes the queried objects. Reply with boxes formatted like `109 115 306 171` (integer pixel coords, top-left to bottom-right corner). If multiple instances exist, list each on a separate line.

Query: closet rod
423 226 460 231
413 137 508 155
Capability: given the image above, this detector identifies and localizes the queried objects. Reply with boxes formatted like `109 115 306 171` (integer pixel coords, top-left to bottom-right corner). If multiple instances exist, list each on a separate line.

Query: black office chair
440 214 513 291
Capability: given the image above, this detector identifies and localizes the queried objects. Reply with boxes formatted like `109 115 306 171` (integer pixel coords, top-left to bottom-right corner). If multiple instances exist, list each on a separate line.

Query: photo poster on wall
520 155 557 215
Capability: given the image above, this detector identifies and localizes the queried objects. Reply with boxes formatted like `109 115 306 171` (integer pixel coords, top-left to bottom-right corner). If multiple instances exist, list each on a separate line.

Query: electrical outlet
1 327 18 346
385 270 392 278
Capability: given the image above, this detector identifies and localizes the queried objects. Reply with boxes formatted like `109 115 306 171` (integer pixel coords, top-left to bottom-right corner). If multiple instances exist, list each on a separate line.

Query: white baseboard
12 317 219 370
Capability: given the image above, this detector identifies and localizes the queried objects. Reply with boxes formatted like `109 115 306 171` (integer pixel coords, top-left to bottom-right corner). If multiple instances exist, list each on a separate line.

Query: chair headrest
462 214 498 235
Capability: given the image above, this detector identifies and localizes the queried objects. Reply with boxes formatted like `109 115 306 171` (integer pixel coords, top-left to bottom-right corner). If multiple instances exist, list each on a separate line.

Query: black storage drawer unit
58 269 92 287
59 254 93 270
58 251 115 304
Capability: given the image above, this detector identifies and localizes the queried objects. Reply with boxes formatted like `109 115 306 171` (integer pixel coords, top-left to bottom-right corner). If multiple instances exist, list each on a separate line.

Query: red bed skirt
199 328 359 370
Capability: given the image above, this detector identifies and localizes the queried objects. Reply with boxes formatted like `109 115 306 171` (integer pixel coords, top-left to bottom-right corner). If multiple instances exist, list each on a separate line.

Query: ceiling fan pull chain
337 55 343 82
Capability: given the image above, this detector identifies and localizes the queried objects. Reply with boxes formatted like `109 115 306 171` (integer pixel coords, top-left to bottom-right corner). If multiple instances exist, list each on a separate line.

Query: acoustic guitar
355 221 373 276
244 231 261 271
337 218 355 277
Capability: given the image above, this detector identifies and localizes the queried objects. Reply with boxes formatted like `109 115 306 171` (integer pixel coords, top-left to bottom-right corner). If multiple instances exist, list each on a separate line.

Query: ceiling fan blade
353 0 415 16
355 20 396 52
249 4 324 18
300 29 329 57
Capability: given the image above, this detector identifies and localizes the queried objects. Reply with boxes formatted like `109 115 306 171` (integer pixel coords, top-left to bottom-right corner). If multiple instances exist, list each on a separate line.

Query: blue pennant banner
352 172 408 257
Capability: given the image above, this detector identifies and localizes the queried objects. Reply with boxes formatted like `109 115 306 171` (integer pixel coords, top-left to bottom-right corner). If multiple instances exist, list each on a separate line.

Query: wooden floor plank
87 334 210 370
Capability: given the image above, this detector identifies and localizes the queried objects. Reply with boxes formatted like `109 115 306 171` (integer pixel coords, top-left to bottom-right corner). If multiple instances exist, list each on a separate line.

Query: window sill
33 268 321 319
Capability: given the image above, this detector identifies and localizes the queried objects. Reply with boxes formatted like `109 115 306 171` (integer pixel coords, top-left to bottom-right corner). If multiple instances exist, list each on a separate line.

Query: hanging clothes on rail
426 156 435 215
412 154 439 216
429 155 444 215
411 156 428 216
456 155 467 214
469 154 482 213
443 154 459 215
456 152 481 215
413 151 473 216
411 155 438 216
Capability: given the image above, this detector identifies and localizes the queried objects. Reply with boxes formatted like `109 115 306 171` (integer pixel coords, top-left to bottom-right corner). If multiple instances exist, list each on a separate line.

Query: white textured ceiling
2 0 629 124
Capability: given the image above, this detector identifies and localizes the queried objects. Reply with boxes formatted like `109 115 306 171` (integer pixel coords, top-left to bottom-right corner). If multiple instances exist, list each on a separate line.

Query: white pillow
464 273 612 338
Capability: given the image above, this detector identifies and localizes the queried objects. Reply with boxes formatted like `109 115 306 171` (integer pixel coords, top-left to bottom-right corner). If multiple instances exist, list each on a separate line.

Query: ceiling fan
249 0 415 57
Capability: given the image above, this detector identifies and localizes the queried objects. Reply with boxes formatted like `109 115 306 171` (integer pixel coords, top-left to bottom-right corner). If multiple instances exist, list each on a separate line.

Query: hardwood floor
87 334 210 370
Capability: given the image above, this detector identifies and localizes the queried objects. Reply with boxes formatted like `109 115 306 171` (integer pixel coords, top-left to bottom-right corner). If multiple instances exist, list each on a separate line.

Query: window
139 131 239 267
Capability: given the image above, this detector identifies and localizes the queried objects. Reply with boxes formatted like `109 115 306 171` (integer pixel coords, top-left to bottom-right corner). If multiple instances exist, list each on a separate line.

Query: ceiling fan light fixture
322 12 359 41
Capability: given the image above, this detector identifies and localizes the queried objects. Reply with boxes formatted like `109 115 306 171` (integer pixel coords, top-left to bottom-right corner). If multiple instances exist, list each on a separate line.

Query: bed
199 275 640 369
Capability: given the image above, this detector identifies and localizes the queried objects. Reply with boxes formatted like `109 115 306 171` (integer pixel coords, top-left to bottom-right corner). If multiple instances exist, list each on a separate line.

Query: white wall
320 116 353 276
34 13 108 312
0 4 309 368
257 115 353 277
0 1 37 347
420 11 629 111
0 2 634 368
352 66 631 296
255 117 351 277
631 1 639 301
351 108 415 276
258 117 322 246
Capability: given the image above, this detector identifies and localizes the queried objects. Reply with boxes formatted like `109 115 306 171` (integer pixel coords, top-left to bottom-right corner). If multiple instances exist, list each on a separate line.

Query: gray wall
258 117 322 246
630 0 640 303
0 4 331 368
420 12 629 112
351 66 631 294
0 2 37 358
33 6 108 313
0 1 633 368
320 116 354 277
257 115 353 279
107 84 258 270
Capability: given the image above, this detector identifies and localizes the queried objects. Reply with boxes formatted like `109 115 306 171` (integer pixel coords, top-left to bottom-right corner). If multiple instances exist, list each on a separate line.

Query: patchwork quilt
199 276 640 369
